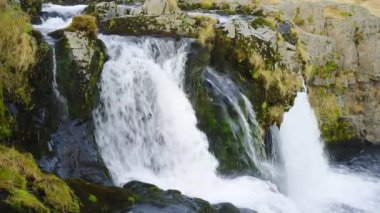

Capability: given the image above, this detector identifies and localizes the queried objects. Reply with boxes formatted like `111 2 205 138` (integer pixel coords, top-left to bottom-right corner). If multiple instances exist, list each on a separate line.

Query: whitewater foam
279 90 380 213
93 35 296 212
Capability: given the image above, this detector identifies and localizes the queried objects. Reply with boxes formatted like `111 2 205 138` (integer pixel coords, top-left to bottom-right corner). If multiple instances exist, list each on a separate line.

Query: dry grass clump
67 15 98 39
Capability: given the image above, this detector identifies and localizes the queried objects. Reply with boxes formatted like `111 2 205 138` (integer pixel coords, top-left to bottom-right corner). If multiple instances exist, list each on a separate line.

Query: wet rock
53 27 106 120
38 120 111 185
10 31 58 157
67 179 252 213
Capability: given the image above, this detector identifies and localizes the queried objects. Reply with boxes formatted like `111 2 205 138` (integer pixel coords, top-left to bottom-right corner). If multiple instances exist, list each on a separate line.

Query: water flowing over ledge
31 4 380 213
93 35 296 212
279 90 380 213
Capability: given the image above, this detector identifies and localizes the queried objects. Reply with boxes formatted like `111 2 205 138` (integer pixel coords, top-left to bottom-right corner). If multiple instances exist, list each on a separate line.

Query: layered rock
275 2 380 144
87 0 217 43
178 0 259 14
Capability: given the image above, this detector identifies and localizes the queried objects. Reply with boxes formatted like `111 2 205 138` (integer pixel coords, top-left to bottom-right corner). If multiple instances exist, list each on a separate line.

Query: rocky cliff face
274 2 380 144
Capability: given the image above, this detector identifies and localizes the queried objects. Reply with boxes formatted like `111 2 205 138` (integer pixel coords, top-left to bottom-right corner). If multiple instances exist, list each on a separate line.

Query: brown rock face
277 2 380 144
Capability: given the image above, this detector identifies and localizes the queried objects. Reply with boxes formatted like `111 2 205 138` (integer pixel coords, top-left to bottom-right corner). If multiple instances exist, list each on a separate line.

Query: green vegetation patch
309 87 354 143
0 145 80 212
67 15 98 39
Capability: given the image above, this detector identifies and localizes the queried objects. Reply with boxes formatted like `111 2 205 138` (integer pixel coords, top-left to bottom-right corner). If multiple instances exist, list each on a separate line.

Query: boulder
52 15 106 120
38 120 111 185
67 179 254 212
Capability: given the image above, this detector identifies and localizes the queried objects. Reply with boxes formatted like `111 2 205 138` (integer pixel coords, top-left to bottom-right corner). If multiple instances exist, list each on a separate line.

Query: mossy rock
0 2 37 116
0 3 56 151
67 15 97 40
184 42 261 175
211 27 301 130
308 87 355 143
20 0 42 16
67 179 136 212
54 28 106 120
0 144 80 212
98 14 209 38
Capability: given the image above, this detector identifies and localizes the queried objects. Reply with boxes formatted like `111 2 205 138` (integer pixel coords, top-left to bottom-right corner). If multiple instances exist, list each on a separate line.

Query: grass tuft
67 15 97 39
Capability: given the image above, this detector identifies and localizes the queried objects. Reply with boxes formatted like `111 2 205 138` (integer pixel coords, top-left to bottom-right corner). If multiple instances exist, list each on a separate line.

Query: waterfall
32 4 380 213
279 90 380 212
33 4 87 120
203 69 274 176
94 35 297 212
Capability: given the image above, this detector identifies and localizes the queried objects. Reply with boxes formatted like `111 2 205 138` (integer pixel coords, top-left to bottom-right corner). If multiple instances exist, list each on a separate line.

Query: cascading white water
203 69 275 176
32 4 380 212
279 90 380 213
33 4 87 36
33 4 87 120
94 35 297 212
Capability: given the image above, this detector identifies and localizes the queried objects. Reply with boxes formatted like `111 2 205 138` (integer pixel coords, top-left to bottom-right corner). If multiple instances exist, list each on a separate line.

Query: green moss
197 17 216 45
293 7 304 25
67 179 137 213
33 176 80 212
67 15 97 39
7 189 49 213
309 88 354 143
0 2 37 107
251 17 276 29
307 15 314 23
210 27 300 130
0 168 26 190
0 90 13 139
20 0 42 16
88 194 98 203
0 145 80 212
200 0 213 10
307 59 337 79
55 31 106 120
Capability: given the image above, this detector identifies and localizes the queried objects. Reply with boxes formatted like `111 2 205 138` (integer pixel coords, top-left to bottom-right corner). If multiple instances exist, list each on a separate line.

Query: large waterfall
279 90 380 213
93 35 296 212
33 4 380 213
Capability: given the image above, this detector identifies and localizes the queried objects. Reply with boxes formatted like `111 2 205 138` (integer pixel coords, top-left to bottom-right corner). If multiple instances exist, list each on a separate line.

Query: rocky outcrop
38 120 111 185
178 0 259 14
274 2 380 144
88 1 217 43
67 179 252 213
0 145 80 212
52 15 106 120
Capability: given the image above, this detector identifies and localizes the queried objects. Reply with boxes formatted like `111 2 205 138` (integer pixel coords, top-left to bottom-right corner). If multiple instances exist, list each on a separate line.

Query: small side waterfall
203 69 269 172
94 35 297 212
33 4 87 120
279 89 380 212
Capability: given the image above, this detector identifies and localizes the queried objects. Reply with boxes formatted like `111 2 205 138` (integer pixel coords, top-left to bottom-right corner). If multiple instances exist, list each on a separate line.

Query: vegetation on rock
67 15 98 39
20 0 42 16
0 144 80 212
309 88 354 143
55 22 106 120
0 0 41 139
